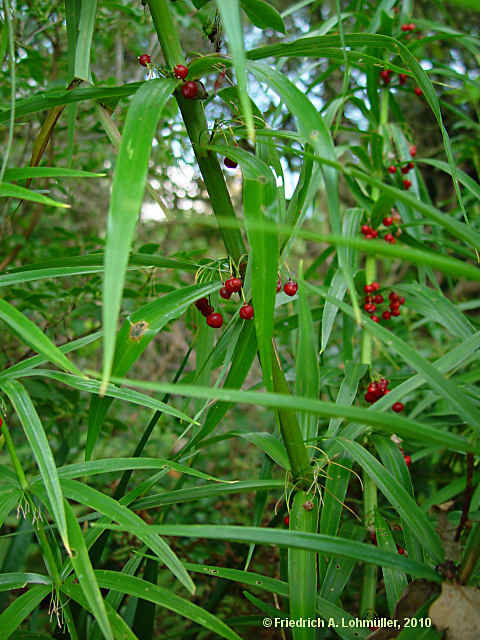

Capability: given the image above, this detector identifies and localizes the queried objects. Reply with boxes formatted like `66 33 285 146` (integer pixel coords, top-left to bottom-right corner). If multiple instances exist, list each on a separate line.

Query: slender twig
455 453 474 542
0 0 16 183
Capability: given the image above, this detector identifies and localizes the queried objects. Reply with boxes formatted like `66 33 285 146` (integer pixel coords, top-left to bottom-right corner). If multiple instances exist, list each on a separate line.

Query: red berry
173 64 189 80
385 233 396 244
389 292 399 302
195 297 212 315
365 233 374 239
364 303 376 313
138 54 151 67
365 391 377 403
391 308 401 316
371 531 378 545
206 312 223 328
371 315 379 322
368 382 379 394
401 24 410 32
239 303 254 320
392 402 404 413
224 157 238 169
409 145 417 157
408 23 416 31
401 165 411 174
373 294 384 304
390 301 401 311
388 165 397 174
284 280 298 296
380 70 391 83
276 277 282 293
407 161 415 170
361 224 371 235
382 310 391 320
383 216 393 226
364 284 374 293
399 73 407 85
371 282 380 291
225 277 243 293
403 178 412 189
219 286 232 299
284 515 290 526
181 81 198 99
378 378 389 392
397 545 406 555
371 229 379 238
414 87 423 96
399 296 405 305
403 454 412 467
0 416 2 428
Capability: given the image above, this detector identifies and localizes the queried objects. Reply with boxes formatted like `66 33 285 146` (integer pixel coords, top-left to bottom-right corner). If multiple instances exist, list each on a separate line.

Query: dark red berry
0 416 2 428
389 292 400 302
284 515 290 526
368 382 379 394
225 277 242 293
385 233 396 244
401 165 411 174
390 301 401 311
371 314 379 322
399 296 406 305
364 284 374 293
388 165 397 174
407 162 415 170
373 294 384 304
195 297 212 315
365 233 374 239
371 531 378 545
224 157 238 169
173 64 189 80
401 24 410 32
392 402 404 413
371 229 379 238
397 545 406 555
239 303 254 320
206 312 223 328
219 286 232 299
365 391 377 403
409 145 417 157
380 69 391 83
361 224 371 235
371 282 380 291
284 280 298 296
382 310 391 320
181 81 198 99
399 73 407 85
364 303 376 313
403 454 412 467
138 54 151 67
408 23 416 30
391 308 401 316
378 378 389 392
383 216 393 226
414 87 423 96
276 277 282 293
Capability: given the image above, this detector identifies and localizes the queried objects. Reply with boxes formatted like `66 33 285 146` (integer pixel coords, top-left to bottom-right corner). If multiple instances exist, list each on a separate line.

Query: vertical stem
361 254 376 364
2 422 29 491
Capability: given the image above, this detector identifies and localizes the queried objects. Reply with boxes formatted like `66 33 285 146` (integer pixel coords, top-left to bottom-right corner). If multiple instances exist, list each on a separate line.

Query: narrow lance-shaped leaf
0 299 84 377
0 380 72 555
101 77 177 394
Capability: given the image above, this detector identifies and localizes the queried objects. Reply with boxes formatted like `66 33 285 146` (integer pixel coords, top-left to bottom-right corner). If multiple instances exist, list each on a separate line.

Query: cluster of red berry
363 283 406 323
364 377 404 413
360 210 402 244
387 144 417 190
401 22 416 32
194 275 299 330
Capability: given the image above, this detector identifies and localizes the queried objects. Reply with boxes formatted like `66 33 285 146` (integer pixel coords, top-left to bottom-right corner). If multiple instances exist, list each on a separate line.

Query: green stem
272 340 312 487
359 474 378 618
147 0 246 264
459 522 480 585
3 422 29 491
361 255 376 364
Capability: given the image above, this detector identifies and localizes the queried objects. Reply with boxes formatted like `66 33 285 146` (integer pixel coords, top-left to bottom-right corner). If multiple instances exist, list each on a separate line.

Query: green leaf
0 380 71 555
101 77 176 394
59 479 195 595
216 0 255 144
111 524 441 581
237 432 290 469
64 501 113 640
374 509 408 615
0 585 51 638
338 439 444 563
3 167 105 181
0 489 22 528
98 375 476 454
0 299 84 377
240 0 286 33
0 182 69 208
0 573 52 592
74 1 97 81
